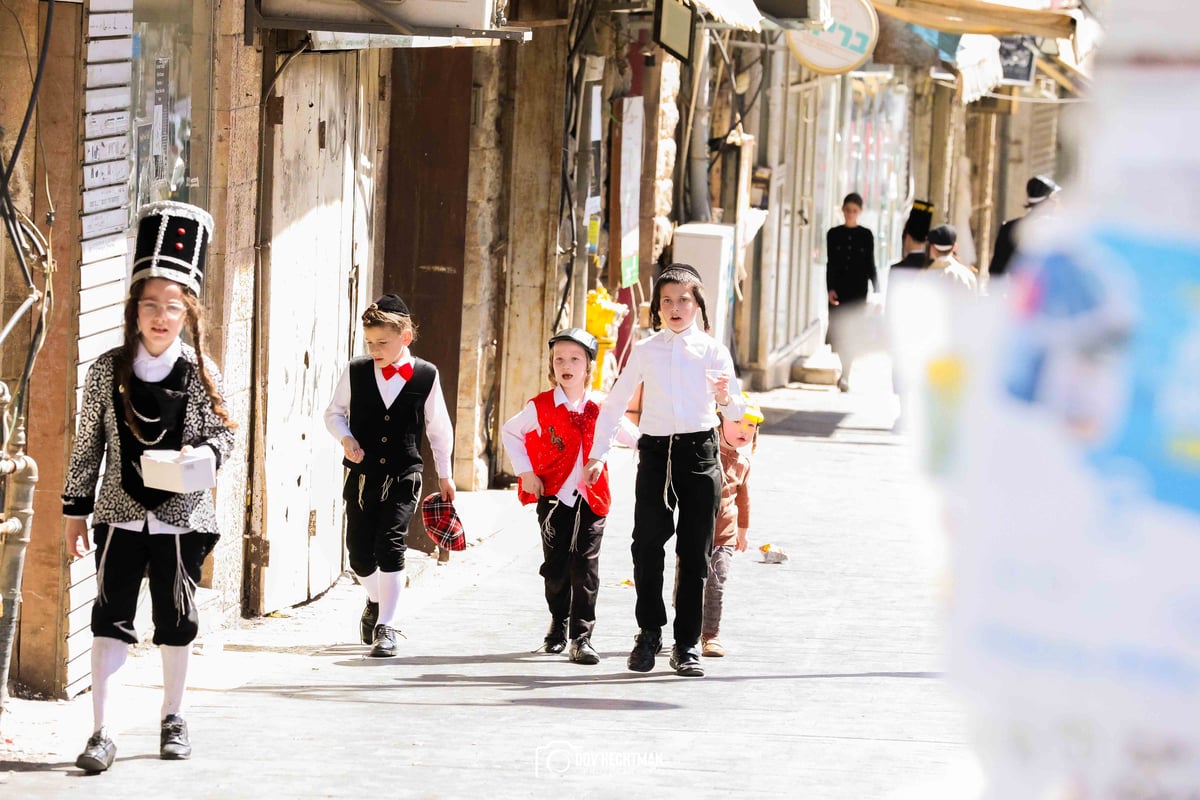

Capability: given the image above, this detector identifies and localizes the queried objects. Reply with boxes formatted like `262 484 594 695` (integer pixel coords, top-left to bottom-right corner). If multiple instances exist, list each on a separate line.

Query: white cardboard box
140 448 216 493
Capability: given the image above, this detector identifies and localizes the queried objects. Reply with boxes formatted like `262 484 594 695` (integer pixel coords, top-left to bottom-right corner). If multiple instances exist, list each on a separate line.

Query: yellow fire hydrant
585 287 629 390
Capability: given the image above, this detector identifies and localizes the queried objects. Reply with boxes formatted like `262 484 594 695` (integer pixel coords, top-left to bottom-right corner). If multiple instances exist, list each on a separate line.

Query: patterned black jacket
62 343 235 532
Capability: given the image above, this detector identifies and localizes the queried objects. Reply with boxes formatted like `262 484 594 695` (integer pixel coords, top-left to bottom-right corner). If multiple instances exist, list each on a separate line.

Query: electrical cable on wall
0 0 56 447
708 29 769 177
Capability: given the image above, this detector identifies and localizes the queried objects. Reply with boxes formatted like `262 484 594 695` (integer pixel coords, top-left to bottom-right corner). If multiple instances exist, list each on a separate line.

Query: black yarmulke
372 293 410 316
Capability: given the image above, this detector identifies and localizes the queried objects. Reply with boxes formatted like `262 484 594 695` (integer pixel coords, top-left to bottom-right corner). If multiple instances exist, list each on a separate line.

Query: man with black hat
892 201 933 271
501 328 639 665
989 175 1062 278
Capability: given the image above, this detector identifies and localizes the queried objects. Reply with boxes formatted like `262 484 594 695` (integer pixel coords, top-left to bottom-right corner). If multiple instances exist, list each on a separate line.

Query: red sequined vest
517 390 611 516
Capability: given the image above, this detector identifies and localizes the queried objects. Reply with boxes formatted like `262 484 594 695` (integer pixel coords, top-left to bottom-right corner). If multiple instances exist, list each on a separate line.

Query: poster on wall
584 85 602 219
152 57 169 185
618 97 643 288
135 122 153 212
999 36 1037 85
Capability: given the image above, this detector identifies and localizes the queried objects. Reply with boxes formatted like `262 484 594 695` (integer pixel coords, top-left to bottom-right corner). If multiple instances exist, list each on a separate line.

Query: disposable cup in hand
705 369 725 393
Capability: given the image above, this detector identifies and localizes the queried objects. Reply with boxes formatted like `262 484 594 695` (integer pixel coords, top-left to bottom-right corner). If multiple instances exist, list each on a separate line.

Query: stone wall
456 46 508 490
496 30 568 474
197 0 262 623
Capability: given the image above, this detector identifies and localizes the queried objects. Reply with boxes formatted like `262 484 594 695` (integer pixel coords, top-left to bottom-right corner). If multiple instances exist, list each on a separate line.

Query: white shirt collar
383 352 414 369
660 321 701 342
553 385 589 409
135 337 182 367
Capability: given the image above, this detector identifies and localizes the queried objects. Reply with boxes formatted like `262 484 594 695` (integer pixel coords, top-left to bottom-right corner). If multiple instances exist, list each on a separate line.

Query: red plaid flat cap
421 492 466 551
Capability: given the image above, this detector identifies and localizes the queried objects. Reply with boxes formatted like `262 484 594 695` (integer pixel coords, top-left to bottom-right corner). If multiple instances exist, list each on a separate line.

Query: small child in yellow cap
701 394 762 657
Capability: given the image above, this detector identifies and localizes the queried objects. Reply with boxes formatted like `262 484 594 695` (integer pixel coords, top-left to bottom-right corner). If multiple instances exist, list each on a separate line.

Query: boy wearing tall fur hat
324 294 456 657
501 328 638 664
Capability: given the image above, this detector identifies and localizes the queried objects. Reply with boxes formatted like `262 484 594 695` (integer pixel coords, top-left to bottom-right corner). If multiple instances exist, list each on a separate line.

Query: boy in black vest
324 294 456 656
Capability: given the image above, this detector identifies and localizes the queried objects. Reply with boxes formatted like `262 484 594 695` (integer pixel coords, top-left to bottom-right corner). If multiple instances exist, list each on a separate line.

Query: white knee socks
160 645 190 719
377 570 405 628
90 636 128 734
357 569 381 603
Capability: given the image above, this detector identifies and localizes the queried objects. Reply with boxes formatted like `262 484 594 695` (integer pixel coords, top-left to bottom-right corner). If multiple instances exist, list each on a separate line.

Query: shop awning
691 0 765 32
250 0 532 43
870 0 1075 40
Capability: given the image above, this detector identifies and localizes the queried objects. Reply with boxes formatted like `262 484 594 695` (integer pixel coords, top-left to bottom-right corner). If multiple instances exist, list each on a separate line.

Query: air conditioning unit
388 0 497 30
757 0 832 30
672 223 736 349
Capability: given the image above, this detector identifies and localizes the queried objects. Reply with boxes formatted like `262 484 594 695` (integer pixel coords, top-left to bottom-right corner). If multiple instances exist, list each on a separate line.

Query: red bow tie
381 362 413 381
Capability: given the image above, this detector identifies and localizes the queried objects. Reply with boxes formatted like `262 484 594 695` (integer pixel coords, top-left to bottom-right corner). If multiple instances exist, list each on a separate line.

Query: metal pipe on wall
686 31 712 223
0 385 38 720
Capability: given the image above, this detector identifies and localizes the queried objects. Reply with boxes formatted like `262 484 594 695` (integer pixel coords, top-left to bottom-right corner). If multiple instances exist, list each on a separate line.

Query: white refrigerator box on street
672 223 736 348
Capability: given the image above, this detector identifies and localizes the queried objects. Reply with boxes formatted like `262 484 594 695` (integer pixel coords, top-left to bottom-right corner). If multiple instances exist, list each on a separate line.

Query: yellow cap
741 392 764 424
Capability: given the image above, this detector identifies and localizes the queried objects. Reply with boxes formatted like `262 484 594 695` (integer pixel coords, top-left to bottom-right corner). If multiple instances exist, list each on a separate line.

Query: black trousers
536 496 606 639
632 430 721 646
91 524 217 646
344 471 422 575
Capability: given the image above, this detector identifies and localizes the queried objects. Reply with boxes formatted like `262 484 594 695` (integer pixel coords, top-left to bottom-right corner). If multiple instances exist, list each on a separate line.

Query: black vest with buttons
343 356 436 478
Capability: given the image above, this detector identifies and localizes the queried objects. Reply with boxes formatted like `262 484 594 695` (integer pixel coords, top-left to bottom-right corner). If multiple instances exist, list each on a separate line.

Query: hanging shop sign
786 0 879 75
654 0 696 64
618 97 643 288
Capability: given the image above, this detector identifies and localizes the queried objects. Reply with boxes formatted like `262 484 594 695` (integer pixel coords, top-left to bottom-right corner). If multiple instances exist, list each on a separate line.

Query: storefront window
130 0 212 215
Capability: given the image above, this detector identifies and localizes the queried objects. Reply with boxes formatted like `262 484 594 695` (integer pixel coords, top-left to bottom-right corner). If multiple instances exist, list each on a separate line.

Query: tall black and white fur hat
131 201 214 295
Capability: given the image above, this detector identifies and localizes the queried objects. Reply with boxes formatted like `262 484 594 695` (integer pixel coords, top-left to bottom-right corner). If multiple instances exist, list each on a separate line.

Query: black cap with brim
1026 175 1061 207
928 224 957 251
548 327 598 360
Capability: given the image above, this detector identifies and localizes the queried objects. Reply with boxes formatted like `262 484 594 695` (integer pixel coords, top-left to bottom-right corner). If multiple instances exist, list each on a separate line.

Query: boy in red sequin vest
501 328 638 664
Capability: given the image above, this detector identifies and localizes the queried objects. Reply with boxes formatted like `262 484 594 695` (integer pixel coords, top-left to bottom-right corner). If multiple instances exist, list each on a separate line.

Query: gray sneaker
76 730 117 772
160 714 192 760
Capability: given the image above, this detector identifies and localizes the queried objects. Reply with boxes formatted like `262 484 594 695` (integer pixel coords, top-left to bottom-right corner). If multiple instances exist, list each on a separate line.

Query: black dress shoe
542 619 568 654
76 730 116 772
360 600 379 645
669 644 704 677
568 636 600 665
370 624 402 657
160 715 192 760
627 628 662 672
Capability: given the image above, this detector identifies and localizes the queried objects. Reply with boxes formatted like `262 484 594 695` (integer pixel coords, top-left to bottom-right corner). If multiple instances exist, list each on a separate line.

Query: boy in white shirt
324 294 456 657
585 264 745 677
